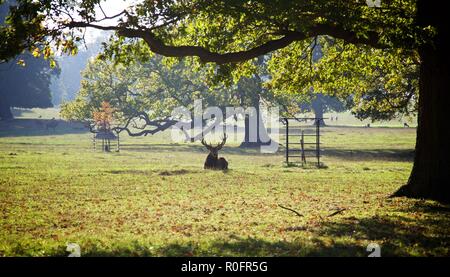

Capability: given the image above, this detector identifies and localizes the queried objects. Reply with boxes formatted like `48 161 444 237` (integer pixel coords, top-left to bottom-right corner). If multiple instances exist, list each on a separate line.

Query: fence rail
281 117 325 167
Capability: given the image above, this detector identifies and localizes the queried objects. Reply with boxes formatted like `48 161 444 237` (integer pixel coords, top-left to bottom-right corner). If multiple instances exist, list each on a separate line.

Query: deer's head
201 135 227 158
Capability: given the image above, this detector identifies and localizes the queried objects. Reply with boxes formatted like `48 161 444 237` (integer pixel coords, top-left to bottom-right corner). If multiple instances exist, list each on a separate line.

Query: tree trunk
190 116 195 142
0 99 13 120
312 100 326 127
239 97 272 148
394 0 450 203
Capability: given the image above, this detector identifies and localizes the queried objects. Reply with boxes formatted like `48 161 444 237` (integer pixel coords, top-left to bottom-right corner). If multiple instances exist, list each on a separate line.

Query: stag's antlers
201 138 213 150
201 134 227 150
216 134 227 150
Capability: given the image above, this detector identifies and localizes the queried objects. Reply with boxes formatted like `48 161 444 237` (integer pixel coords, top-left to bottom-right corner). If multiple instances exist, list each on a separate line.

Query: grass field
0 110 448 257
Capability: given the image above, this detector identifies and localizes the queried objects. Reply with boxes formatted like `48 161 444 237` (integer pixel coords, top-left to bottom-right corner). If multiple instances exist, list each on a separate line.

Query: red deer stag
201 135 228 170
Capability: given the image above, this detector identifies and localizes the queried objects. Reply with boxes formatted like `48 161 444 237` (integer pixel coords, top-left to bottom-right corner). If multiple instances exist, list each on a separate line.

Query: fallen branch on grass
278 204 303 217
328 208 347 217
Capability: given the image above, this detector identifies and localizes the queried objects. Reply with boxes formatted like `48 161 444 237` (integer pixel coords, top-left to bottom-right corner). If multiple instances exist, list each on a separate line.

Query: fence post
316 118 320 167
285 118 289 165
117 132 120 152
301 130 306 165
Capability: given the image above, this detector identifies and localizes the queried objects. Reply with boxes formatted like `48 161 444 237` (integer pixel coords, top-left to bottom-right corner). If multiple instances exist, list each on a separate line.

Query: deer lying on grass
201 135 228 170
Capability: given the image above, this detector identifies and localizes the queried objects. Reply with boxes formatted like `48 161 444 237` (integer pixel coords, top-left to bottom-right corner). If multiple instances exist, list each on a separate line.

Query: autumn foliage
93 101 115 131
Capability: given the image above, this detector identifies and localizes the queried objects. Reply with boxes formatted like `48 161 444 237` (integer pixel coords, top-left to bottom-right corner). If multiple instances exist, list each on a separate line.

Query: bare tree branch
278 204 303 217
112 113 178 137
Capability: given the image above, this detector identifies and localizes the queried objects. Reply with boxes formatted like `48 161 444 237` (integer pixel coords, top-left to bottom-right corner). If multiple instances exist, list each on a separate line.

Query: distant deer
46 118 59 131
201 135 228 170
403 122 410 128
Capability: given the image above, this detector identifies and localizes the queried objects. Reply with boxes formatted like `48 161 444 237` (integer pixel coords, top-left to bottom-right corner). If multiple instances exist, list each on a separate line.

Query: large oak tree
0 0 448 202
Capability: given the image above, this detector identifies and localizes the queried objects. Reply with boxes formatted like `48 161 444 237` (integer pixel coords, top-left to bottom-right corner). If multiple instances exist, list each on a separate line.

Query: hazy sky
83 0 135 44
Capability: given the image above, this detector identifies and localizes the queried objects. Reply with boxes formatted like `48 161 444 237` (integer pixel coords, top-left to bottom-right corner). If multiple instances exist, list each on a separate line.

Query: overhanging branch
66 21 385 65
111 112 178 137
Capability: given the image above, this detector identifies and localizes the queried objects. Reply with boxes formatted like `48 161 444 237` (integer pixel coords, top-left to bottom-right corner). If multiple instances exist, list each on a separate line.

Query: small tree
91 101 118 152
92 101 115 132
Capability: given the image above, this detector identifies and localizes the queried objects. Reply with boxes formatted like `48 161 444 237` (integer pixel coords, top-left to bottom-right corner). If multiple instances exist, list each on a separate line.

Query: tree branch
66 21 385 65
112 113 178 137
278 204 303 217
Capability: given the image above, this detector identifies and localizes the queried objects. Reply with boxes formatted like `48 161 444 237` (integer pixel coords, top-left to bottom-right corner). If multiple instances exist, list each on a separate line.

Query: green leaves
265 36 418 121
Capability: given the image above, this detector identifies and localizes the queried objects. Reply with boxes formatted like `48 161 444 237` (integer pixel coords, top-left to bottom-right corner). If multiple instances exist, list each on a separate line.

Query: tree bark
0 99 13 120
239 96 272 148
394 0 450 203
312 99 326 127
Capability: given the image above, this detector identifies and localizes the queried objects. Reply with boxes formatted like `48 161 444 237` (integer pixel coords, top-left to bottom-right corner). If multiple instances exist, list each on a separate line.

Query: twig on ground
278 204 303 217
328 208 347 217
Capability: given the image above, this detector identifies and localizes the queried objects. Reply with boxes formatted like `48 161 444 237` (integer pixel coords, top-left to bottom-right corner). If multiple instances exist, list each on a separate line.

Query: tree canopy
0 52 59 120
61 54 290 140
0 1 426 62
0 0 60 119
0 1 421 116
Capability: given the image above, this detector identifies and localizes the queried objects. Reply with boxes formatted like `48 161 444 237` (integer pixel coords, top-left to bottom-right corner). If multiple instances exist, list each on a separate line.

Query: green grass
0 111 448 257
321 111 417 128
12 107 61 120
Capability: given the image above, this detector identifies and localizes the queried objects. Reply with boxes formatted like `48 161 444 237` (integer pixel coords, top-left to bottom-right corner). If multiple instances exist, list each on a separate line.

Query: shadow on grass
317 207 450 256
118 144 415 165
65 237 364 257
105 168 202 176
398 200 450 214
11 205 447 257
122 143 413 162
323 148 414 161
45 202 449 257
121 143 267 156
